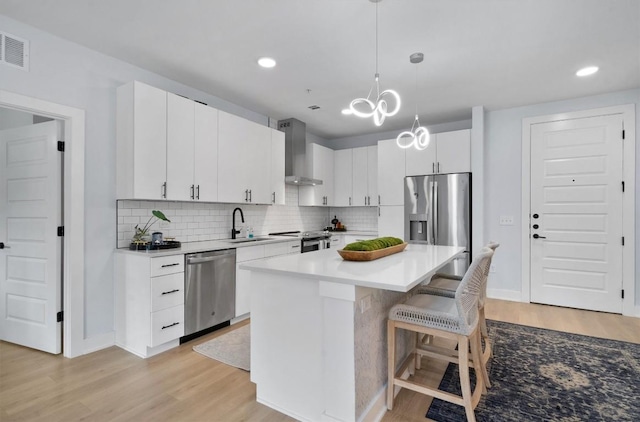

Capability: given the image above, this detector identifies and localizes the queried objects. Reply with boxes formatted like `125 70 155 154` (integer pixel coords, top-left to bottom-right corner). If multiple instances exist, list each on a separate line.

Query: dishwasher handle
186 253 234 265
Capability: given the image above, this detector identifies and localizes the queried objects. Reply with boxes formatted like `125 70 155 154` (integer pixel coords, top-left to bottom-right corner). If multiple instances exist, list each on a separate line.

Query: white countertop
240 244 464 292
115 236 297 257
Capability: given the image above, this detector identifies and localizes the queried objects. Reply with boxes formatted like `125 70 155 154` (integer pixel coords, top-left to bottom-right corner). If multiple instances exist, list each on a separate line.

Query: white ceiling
1 0 638 139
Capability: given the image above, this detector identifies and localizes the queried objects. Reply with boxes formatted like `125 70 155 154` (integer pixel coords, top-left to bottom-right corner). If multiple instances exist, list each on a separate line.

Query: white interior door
530 114 624 313
0 120 62 353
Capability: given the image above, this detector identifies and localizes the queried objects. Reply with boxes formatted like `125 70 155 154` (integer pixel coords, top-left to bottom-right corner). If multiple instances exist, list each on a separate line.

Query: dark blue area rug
426 320 640 421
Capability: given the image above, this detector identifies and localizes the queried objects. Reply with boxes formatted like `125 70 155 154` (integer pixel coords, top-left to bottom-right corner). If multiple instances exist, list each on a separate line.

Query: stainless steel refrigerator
404 173 471 276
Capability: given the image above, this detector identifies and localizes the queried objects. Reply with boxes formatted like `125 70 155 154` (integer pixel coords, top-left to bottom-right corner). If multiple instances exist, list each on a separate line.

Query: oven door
301 239 320 253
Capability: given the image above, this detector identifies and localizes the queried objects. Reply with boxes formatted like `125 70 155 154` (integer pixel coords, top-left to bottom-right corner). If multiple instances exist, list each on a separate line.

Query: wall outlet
490 264 496 273
499 216 514 226
360 295 372 313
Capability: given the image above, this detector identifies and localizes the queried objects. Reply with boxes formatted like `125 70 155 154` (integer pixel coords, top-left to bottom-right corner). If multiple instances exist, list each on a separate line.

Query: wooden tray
337 242 408 261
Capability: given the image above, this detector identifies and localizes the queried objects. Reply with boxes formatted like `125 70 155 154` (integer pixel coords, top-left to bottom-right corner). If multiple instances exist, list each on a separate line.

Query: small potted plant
131 210 170 243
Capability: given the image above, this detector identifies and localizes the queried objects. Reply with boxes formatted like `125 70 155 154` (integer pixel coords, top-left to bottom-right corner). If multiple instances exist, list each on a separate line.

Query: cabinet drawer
150 305 184 347
151 272 184 312
264 242 288 257
151 255 184 277
236 245 265 262
287 241 301 254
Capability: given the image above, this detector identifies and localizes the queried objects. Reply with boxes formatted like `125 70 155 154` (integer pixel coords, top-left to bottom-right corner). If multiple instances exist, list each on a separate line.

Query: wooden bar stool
417 242 500 375
387 248 494 422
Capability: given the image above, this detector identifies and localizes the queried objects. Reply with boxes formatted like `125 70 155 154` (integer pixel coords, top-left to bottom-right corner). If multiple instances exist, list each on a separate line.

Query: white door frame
521 104 636 317
0 90 85 357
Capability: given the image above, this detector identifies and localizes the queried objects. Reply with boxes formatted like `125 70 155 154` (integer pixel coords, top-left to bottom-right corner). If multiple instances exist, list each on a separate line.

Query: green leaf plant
132 210 171 242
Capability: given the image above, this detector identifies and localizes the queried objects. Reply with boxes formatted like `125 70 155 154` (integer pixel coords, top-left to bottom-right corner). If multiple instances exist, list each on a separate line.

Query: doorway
521 105 636 316
0 90 85 357
0 112 63 353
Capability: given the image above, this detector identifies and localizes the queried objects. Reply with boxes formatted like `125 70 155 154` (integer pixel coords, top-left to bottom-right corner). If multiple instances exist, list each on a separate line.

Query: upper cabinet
377 138 406 206
352 146 377 206
117 82 220 202
270 128 286 205
405 129 470 176
333 149 353 206
217 110 272 204
299 143 334 206
117 81 168 200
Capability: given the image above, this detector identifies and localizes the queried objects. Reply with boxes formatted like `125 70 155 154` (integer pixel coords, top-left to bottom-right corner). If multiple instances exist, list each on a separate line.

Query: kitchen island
241 244 464 422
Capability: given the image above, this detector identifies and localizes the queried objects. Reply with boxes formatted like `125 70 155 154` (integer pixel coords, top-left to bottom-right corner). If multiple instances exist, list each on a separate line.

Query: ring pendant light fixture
396 52 430 150
349 0 401 127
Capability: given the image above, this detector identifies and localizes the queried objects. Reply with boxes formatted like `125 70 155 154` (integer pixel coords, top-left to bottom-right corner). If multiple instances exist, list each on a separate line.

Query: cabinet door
248 123 272 204
194 103 218 202
405 137 436 176
333 149 353 206
271 129 286 205
132 82 167 200
436 129 471 174
218 111 250 203
352 147 368 206
367 146 378 206
320 145 335 206
236 264 251 317
378 205 405 239
377 139 406 206
166 93 195 201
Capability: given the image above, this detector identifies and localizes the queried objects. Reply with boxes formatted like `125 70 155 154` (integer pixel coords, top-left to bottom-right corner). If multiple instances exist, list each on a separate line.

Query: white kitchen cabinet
367 146 379 205
377 139 406 206
166 93 195 201
299 143 334 206
270 128 286 205
115 253 185 358
378 205 405 239
218 110 272 204
193 102 219 202
117 81 168 200
352 146 378 206
405 129 470 176
333 149 353 206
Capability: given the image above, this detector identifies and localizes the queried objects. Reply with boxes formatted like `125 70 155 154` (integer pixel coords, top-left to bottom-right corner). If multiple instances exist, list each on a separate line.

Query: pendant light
348 0 401 127
396 52 430 150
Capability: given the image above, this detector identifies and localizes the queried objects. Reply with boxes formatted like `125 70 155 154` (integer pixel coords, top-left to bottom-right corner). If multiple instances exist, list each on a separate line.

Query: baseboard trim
83 331 115 354
487 288 522 302
358 386 387 422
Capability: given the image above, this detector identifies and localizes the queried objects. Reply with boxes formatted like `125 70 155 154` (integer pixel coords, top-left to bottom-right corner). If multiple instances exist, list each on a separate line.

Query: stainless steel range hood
277 118 323 186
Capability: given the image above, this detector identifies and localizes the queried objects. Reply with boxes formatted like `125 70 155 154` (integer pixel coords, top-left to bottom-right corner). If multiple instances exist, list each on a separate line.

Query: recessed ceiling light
258 57 276 68
576 66 599 77
341 108 353 115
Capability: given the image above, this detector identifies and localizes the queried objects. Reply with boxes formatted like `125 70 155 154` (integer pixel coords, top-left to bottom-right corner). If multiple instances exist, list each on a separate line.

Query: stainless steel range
269 230 333 253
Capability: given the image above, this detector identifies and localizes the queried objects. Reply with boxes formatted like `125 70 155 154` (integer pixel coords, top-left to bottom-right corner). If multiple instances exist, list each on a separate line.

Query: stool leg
387 320 396 410
458 336 477 422
472 330 489 393
479 306 493 362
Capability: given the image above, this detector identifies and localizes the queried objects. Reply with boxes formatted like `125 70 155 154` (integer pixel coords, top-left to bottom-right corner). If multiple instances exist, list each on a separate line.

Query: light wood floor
1 299 639 422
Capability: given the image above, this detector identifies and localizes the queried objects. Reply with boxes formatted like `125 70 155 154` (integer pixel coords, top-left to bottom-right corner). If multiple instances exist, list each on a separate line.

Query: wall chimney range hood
278 118 323 186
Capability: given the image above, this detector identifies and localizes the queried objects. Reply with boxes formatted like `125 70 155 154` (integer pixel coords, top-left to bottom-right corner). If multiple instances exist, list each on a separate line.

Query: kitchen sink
226 237 276 244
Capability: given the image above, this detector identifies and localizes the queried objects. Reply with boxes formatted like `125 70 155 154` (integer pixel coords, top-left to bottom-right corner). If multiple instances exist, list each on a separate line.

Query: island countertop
240 244 464 292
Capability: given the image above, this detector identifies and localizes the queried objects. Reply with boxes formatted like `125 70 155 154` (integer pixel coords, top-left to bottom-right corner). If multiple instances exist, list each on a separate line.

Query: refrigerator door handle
433 181 438 244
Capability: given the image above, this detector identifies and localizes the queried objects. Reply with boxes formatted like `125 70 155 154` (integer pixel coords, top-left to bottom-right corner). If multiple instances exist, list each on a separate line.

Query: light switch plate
499 216 514 226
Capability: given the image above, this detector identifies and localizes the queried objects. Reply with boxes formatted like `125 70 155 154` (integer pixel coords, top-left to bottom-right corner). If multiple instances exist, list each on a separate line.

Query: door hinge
57 226 64 236
57 311 63 322
621 290 625 299
621 236 625 246
622 181 625 192
57 141 65 152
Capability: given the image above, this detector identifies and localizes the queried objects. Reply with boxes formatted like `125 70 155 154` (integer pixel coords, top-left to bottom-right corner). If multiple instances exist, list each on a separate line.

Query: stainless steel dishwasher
184 249 236 338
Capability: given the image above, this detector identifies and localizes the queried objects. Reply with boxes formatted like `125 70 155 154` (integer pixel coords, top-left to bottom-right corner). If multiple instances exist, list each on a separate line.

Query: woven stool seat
389 292 474 336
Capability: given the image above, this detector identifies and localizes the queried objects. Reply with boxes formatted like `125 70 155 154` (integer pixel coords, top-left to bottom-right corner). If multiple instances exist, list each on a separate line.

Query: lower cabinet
115 253 185 358
235 241 300 318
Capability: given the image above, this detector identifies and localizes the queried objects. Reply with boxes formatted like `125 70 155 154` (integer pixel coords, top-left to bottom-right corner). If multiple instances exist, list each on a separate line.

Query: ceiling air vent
1 31 29 71
308 105 320 110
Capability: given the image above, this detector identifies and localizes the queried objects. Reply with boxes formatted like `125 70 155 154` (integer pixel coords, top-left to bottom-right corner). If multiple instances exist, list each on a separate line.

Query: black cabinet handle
196 185 200 200
161 289 179 295
161 322 179 330
161 263 180 268
533 234 546 239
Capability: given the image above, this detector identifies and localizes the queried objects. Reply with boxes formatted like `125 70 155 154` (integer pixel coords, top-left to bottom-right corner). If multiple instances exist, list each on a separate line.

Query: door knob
532 234 546 239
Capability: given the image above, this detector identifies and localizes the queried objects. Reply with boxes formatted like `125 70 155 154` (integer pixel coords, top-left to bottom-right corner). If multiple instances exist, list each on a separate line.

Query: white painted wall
484 89 640 306
0 14 274 338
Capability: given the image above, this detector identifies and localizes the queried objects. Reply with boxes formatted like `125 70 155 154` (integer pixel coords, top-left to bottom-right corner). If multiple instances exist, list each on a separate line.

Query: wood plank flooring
1 300 638 421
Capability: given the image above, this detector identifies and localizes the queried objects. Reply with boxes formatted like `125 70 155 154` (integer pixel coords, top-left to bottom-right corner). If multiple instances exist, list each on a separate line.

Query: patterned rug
426 320 640 421
193 324 250 371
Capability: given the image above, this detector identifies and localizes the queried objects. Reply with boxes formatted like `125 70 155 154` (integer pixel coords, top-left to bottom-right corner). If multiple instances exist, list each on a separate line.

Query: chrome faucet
231 207 245 239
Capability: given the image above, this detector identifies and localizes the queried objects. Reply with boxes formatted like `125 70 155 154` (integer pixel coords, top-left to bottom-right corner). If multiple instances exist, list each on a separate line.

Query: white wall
0 107 33 129
0 14 276 338
484 89 640 306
